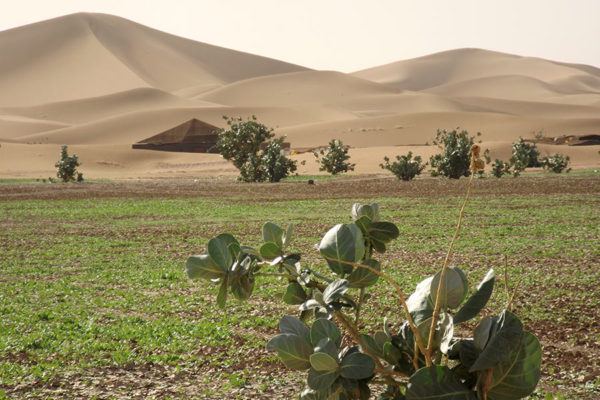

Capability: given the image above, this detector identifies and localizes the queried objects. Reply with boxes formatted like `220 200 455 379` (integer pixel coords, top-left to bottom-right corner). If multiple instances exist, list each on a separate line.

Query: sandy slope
0 14 599 179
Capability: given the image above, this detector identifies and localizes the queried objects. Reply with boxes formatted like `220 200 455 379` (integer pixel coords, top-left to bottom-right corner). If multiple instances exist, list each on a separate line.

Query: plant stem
354 287 366 325
426 162 476 360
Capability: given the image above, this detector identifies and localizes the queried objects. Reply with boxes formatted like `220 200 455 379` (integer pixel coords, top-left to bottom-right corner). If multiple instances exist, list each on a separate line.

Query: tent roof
136 118 220 145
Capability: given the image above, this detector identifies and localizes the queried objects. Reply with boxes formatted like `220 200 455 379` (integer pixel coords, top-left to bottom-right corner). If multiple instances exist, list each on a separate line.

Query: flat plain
1 174 599 399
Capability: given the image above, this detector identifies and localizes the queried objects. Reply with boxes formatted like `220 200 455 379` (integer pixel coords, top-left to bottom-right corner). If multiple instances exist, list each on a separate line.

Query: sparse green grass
1 176 598 399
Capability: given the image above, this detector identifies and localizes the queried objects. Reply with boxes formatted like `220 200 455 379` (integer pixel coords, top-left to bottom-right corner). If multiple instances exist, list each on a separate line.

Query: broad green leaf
487 332 542 400
319 224 365 275
430 266 468 310
262 222 283 248
382 341 403 365
310 352 339 372
307 367 339 391
283 224 294 249
470 310 523 372
300 299 321 311
230 268 254 301
323 279 349 304
339 352 375 380
260 242 281 260
457 339 478 369
348 259 380 288
454 269 495 324
407 276 434 325
359 333 384 359
279 315 311 345
351 203 380 222
368 221 400 243
266 333 313 370
314 338 339 360
473 316 495 352
311 319 342 347
416 312 453 353
353 215 371 234
216 274 229 308
215 233 240 259
208 237 233 271
186 255 225 281
283 282 308 305
406 366 475 400
370 239 386 253
240 245 260 257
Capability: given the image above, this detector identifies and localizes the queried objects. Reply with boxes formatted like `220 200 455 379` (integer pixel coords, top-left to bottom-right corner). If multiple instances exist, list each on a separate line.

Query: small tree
429 128 482 179
215 116 296 182
491 159 511 178
313 139 355 175
380 152 427 181
541 153 571 173
510 137 541 174
55 145 83 182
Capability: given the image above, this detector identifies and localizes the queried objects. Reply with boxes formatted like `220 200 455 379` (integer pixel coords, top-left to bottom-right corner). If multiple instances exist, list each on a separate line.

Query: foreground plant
186 146 541 399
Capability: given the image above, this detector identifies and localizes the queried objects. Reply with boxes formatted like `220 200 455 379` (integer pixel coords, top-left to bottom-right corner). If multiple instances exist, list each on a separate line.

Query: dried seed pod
471 144 481 158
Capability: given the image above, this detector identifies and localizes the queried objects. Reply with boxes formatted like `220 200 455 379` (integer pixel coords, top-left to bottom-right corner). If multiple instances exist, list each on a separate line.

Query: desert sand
1 13 599 179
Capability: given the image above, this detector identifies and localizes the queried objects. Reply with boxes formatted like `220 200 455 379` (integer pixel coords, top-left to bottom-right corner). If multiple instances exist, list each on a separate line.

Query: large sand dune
0 14 598 179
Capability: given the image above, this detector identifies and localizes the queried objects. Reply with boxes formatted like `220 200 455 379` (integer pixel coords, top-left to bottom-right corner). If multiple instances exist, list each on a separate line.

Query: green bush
55 145 83 182
380 152 426 181
429 128 482 179
510 137 541 175
215 116 296 182
541 154 571 173
313 139 355 175
186 154 541 399
491 159 511 178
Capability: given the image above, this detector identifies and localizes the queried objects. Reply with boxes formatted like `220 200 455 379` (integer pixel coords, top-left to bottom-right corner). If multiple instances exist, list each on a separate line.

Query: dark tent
132 118 220 153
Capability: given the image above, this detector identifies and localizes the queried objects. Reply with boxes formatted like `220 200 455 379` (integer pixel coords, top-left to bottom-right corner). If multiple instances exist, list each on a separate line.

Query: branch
426 146 478 360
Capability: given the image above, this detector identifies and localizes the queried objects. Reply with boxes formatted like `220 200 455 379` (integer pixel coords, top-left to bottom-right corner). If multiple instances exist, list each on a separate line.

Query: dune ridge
0 14 598 178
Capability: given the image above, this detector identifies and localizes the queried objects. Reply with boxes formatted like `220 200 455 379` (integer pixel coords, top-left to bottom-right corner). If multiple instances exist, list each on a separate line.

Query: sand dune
198 70 399 107
353 48 600 91
0 13 307 107
0 14 598 179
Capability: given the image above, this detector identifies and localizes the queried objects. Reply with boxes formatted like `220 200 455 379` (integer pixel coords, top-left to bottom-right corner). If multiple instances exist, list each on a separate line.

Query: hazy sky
2 0 599 72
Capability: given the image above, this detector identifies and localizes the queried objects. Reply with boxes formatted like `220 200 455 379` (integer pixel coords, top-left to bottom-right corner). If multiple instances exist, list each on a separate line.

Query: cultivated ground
1 173 599 399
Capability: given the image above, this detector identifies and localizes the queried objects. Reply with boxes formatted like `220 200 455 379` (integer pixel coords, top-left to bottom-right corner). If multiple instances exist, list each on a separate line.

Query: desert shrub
215 116 296 182
380 152 426 181
491 158 511 178
510 137 541 174
261 137 298 182
186 147 541 399
429 128 482 178
313 139 355 175
541 153 571 173
55 145 83 182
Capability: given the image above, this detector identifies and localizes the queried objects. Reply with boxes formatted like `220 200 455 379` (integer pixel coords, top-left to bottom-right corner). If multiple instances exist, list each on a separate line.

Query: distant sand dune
0 14 598 178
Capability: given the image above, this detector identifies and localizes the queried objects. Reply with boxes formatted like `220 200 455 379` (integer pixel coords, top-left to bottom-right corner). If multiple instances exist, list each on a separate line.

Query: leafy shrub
429 128 482 179
55 145 83 182
491 159 511 178
380 152 426 181
313 139 355 175
186 147 541 399
510 137 541 175
541 154 571 173
215 116 296 182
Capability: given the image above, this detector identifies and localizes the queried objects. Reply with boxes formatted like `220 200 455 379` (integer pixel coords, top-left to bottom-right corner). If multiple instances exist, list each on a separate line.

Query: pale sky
2 0 599 72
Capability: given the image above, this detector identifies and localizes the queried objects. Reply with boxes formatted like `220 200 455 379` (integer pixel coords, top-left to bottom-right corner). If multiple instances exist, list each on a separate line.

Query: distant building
132 118 220 153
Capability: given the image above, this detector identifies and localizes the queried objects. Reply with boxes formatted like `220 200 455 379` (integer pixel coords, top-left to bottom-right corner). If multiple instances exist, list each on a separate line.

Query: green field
1 175 599 399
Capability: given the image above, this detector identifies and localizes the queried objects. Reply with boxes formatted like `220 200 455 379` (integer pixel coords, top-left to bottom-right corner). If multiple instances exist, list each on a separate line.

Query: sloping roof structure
132 118 220 153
